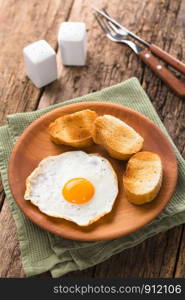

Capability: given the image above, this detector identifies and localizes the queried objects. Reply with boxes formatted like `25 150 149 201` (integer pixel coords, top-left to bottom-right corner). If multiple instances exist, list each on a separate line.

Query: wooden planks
0 0 74 277
174 226 185 277
0 201 24 277
0 0 184 278
0 0 73 123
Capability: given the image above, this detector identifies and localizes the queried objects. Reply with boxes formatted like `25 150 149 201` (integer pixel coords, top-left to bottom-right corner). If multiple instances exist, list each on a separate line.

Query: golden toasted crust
92 115 144 160
123 151 163 205
48 109 98 147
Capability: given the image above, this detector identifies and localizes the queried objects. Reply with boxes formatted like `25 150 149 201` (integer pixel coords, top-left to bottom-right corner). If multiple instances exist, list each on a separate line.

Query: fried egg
24 151 118 226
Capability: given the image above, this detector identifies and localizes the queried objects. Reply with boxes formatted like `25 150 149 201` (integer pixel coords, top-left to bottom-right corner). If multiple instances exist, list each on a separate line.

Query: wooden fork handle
139 49 185 97
150 44 185 75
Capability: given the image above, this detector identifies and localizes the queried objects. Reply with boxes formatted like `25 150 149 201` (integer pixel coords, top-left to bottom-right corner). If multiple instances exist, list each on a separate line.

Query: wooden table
0 0 185 278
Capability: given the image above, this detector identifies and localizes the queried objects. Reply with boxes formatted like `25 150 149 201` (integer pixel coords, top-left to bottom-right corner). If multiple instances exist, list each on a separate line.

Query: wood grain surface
0 0 185 278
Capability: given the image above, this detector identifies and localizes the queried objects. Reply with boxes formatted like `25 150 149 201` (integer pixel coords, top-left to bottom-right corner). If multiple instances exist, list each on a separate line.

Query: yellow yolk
62 177 95 204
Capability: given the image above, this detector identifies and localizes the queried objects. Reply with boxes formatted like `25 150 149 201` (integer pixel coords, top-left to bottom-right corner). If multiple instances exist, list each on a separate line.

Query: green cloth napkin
0 77 185 277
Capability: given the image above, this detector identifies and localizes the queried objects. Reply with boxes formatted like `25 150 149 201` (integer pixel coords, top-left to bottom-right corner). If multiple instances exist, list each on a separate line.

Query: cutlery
92 6 185 75
94 13 185 97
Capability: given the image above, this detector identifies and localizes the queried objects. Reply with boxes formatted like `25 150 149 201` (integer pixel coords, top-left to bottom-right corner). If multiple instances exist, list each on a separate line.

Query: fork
95 14 185 97
93 6 185 75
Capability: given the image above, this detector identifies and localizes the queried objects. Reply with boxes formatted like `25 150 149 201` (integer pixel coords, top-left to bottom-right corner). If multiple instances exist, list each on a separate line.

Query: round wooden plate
8 102 178 241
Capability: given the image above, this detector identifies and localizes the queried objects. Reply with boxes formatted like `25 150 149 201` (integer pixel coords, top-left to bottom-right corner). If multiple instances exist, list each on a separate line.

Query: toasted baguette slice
92 115 144 160
48 109 98 147
123 151 162 205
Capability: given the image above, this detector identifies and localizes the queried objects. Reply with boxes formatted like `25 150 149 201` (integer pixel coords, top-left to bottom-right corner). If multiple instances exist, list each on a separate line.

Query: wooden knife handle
139 49 185 97
150 44 185 75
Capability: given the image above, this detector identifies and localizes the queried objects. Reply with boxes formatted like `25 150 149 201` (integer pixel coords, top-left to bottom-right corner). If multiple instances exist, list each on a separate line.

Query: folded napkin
0 78 185 277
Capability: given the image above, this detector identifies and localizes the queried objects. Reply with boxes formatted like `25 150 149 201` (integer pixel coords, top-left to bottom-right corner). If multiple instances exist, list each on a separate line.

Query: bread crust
92 115 144 160
123 151 163 205
48 109 98 147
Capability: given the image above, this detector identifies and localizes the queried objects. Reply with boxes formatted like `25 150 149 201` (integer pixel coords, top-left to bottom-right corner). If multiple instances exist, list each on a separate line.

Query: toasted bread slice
92 115 144 160
48 109 98 147
123 151 162 205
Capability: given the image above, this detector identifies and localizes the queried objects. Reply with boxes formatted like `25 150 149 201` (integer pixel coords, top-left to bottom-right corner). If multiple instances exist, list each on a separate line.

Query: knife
92 6 185 75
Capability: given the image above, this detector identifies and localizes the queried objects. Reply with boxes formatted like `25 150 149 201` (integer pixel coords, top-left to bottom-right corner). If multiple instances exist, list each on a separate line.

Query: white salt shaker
23 40 57 88
58 22 87 66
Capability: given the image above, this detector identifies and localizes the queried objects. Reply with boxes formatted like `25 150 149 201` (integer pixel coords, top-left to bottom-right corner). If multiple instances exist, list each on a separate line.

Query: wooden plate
8 102 178 241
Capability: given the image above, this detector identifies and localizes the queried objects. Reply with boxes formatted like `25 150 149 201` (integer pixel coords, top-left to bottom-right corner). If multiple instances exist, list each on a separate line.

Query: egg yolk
62 177 95 204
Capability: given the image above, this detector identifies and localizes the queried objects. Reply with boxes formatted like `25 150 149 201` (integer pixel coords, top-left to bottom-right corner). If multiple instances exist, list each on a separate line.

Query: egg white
24 151 118 226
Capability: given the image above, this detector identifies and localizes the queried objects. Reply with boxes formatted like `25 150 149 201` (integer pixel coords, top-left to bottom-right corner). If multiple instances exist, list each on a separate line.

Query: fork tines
94 12 114 36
